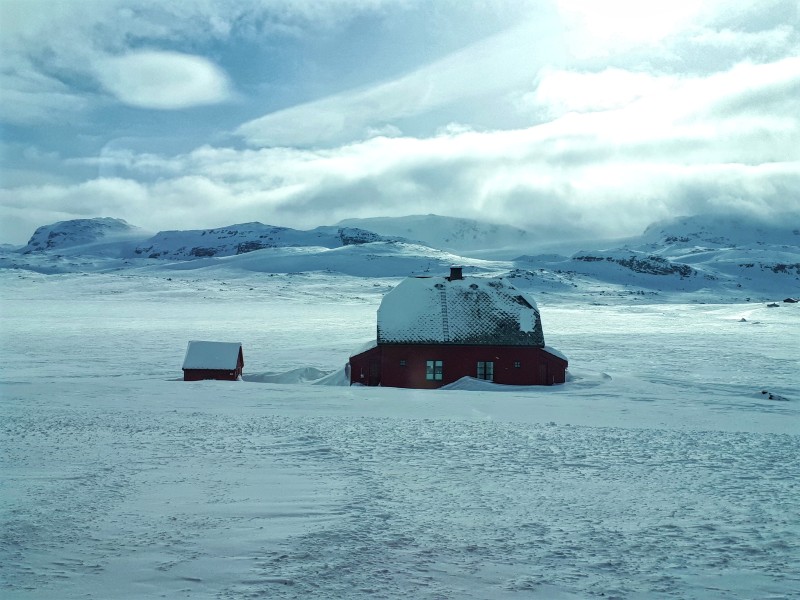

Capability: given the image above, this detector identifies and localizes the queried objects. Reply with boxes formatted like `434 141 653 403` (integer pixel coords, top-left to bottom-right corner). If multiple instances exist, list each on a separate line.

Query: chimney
448 266 463 281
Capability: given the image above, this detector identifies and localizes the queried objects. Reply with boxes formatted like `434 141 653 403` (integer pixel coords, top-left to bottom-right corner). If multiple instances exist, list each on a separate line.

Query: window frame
426 360 443 381
476 361 494 382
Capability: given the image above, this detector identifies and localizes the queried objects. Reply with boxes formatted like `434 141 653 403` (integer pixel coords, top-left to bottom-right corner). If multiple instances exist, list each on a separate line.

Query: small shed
182 341 244 381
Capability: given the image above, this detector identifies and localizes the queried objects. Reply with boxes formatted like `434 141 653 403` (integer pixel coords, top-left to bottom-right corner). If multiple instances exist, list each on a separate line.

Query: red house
349 267 567 388
182 341 244 381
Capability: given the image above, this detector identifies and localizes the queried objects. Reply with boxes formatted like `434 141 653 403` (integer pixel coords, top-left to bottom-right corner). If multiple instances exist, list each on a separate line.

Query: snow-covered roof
349 339 378 358
543 345 568 362
377 275 544 346
182 341 243 370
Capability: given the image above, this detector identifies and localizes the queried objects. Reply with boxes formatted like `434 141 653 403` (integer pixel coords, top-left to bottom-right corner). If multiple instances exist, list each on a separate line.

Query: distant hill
639 214 800 248
20 218 146 255
337 214 532 255
132 223 403 260
514 213 800 296
153 241 501 278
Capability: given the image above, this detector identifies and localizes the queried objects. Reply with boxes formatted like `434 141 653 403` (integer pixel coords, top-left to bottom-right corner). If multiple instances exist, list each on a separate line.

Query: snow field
3 385 798 599
1 270 799 599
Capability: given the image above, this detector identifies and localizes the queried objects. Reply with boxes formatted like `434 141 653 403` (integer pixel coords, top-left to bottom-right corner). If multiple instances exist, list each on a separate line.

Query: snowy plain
1 253 799 599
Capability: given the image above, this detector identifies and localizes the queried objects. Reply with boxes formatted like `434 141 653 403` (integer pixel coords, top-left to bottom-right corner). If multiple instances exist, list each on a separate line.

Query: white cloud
5 76 798 244
0 81 89 125
520 68 673 117
0 178 149 216
0 57 91 124
93 51 233 109
691 25 797 57
235 15 565 147
2 1 799 245
554 0 724 58
233 1 799 148
0 0 402 122
518 57 800 154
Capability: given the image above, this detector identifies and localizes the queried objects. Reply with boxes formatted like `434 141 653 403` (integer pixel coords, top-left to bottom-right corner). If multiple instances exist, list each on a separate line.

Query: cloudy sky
1 0 798 244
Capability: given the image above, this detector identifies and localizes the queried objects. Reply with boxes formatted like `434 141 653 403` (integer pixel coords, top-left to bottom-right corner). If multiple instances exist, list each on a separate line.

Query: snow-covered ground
1 267 799 599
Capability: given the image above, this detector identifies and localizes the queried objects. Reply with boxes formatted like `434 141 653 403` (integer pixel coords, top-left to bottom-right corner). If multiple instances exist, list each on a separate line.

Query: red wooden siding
183 368 242 381
349 344 567 388
349 345 382 386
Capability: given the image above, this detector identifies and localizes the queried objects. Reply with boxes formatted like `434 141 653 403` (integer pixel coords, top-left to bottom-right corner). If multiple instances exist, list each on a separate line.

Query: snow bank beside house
243 366 332 384
312 366 350 386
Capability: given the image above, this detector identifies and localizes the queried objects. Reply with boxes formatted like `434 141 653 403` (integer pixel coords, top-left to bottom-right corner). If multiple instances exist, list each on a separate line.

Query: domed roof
377 275 544 346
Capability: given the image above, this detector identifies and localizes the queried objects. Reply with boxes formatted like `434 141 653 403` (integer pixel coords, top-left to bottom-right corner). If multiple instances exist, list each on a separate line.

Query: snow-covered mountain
337 214 533 255
639 213 799 248
637 213 800 287
132 222 403 260
7 212 798 300
513 213 800 297
20 217 147 255
152 242 505 278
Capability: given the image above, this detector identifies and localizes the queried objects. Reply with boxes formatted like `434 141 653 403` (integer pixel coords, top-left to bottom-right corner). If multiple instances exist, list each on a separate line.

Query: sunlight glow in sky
1 0 798 244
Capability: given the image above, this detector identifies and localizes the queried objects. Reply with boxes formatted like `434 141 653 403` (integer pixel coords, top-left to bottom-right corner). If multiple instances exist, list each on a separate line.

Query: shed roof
182 341 243 370
377 275 544 346
349 338 379 358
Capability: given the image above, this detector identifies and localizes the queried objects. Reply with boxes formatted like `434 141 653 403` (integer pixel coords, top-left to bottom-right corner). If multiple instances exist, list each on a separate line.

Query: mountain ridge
337 214 532 255
7 213 799 299
131 222 405 260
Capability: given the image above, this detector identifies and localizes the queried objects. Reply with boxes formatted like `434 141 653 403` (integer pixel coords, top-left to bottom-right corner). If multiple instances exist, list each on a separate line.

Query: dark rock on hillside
573 254 696 278
338 227 388 246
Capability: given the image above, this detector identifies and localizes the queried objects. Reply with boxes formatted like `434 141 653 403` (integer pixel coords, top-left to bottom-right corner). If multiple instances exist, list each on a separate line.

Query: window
514 361 521 368
477 361 494 381
426 360 443 381
399 360 406 366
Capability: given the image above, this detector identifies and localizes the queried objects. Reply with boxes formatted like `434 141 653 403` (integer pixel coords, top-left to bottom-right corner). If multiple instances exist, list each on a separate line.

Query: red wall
349 346 382 386
183 367 242 381
350 344 567 388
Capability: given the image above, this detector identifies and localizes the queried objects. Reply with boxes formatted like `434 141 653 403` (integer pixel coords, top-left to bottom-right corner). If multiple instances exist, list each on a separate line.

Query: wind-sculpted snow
247 418 798 598
1 269 799 598
2 397 798 599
